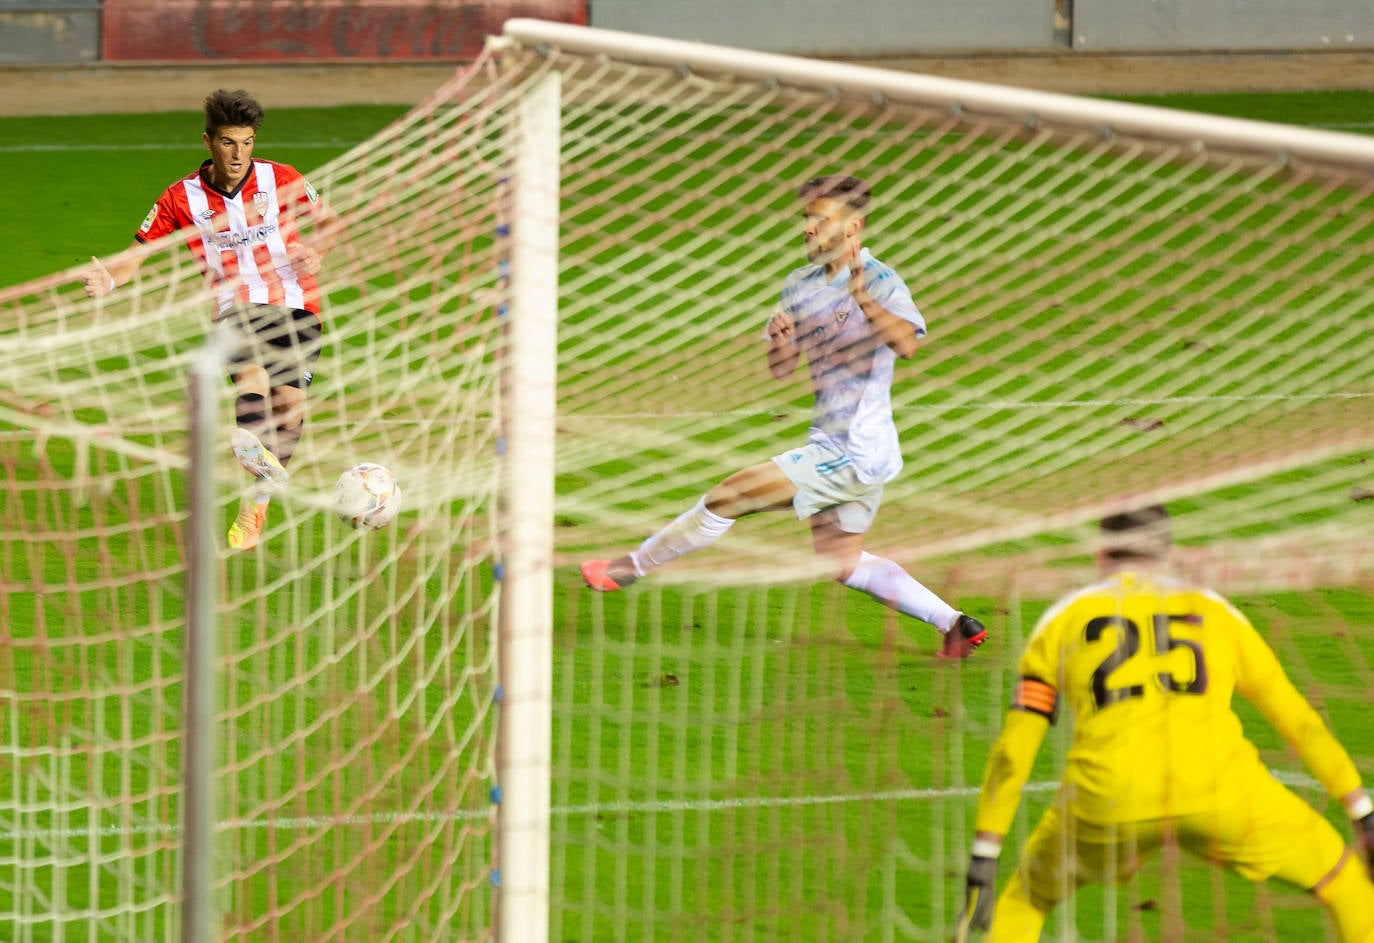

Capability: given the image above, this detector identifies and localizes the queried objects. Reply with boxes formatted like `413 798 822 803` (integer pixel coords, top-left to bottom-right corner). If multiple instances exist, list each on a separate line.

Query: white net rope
539 48 1374 597
0 23 1372 942
0 57 517 943
500 30 1374 943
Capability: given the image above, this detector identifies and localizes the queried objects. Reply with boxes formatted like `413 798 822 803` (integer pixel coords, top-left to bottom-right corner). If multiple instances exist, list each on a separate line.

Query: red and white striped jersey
136 159 323 315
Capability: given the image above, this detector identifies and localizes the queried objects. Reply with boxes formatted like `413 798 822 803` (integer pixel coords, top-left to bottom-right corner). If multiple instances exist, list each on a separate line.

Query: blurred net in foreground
0 18 1371 943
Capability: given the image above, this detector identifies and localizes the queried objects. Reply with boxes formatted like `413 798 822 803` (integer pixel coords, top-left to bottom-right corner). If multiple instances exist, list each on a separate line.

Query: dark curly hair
203 89 265 137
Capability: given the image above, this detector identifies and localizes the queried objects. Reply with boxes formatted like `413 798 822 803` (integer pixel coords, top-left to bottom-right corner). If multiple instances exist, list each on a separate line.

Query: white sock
843 551 959 631
629 497 735 576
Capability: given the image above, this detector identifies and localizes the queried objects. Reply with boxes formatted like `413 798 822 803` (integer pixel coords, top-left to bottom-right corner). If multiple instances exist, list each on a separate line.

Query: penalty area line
554 390 1374 422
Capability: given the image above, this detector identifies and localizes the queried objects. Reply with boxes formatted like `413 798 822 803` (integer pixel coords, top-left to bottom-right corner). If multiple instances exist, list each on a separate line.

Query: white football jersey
771 249 925 484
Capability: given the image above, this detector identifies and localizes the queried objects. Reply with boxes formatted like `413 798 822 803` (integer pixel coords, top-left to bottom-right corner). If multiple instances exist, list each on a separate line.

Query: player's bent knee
703 490 738 519
233 363 271 387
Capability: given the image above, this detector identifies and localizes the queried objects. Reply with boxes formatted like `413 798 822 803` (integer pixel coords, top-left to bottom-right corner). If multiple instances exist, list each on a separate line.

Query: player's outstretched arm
82 240 147 298
1237 624 1371 863
1237 626 1360 785
958 705 1052 936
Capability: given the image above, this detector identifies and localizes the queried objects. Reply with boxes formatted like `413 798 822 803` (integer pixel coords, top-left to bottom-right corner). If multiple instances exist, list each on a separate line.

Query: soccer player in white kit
83 89 341 551
581 174 987 657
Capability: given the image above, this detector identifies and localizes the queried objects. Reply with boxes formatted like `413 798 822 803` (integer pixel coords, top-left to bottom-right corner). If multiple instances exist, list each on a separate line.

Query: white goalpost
495 68 560 943
0 17 1371 943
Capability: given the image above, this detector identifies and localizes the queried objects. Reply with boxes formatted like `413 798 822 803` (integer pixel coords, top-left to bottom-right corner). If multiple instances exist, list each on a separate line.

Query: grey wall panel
0 9 99 63
1074 0 1374 51
589 0 1058 55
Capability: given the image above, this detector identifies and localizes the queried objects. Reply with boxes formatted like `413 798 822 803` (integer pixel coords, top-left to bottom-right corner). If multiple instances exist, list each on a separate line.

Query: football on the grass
334 462 401 529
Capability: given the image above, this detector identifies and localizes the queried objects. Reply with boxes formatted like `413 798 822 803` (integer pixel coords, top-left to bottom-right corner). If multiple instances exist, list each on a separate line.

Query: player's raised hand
289 243 323 275
954 854 997 941
767 306 794 342
83 256 116 298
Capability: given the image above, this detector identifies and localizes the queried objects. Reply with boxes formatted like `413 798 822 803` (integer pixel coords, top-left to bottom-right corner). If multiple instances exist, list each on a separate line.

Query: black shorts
216 304 322 389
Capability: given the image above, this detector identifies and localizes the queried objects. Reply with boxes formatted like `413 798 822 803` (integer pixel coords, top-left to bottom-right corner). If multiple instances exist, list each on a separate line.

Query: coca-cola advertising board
102 0 585 61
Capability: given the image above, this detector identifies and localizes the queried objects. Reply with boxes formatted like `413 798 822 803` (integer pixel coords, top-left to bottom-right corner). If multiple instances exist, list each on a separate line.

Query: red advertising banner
102 0 585 62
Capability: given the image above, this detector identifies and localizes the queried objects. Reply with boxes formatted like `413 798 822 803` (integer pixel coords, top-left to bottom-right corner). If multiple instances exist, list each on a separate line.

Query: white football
334 462 402 529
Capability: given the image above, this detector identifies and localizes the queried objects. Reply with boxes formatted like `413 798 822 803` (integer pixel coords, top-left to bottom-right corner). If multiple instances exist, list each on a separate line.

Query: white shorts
771 442 884 534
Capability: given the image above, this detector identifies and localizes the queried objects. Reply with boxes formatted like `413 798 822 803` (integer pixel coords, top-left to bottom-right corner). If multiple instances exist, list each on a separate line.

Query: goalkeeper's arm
958 701 1053 936
1238 643 1371 863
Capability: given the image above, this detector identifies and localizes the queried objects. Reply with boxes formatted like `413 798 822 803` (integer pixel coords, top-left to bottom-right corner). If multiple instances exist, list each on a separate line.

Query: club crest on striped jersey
139 204 159 234
254 191 269 215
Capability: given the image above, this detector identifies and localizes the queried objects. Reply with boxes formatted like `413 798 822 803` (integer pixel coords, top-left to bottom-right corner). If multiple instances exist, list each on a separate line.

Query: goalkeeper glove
954 852 998 941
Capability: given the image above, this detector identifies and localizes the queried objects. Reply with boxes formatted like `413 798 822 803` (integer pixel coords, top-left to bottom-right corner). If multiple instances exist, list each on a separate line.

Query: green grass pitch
0 88 1371 941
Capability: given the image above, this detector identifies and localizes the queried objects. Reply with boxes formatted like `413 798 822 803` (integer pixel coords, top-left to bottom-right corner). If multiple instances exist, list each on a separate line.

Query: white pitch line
0 770 1320 843
0 141 360 153
334 387 1371 427
555 389 1374 422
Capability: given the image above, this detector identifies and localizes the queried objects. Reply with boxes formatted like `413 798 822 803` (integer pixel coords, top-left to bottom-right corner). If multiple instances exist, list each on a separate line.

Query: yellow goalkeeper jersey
975 570 1361 833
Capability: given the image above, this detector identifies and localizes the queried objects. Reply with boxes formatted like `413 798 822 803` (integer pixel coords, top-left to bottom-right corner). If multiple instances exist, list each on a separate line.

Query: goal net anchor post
181 325 234 943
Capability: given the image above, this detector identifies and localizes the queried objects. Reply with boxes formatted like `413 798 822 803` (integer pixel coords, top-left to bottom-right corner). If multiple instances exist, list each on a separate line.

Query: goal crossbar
501 18 1374 171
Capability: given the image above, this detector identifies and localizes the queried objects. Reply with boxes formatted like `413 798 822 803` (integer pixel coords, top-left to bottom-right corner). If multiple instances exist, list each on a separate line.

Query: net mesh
544 52 1374 595
0 58 512 943
0 25 1372 943
517 35 1374 943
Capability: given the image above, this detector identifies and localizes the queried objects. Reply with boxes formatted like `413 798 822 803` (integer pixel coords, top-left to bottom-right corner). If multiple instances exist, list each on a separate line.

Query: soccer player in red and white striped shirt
84 89 342 550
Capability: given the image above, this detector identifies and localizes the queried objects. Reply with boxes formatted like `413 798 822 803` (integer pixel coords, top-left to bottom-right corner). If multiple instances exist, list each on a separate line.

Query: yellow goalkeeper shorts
1009 771 1349 915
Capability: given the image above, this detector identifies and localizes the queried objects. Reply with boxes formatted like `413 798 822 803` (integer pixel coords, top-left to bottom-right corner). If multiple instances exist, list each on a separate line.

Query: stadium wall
0 0 101 63
589 0 1374 55
0 2 1372 117
3 0 1373 66
1073 0 1373 52
99 0 584 61
588 0 1059 56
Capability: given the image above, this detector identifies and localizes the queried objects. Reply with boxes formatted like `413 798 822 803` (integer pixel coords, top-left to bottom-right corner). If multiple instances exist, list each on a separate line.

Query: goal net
505 22 1374 942
0 72 514 942
2 18 1373 943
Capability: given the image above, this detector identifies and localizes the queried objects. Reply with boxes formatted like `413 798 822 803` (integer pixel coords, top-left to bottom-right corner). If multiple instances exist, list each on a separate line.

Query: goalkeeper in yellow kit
957 505 1374 942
